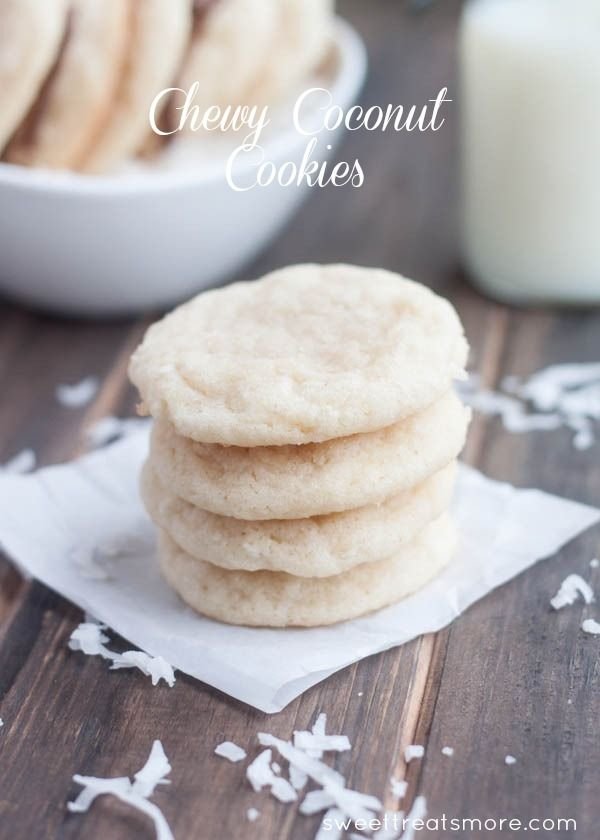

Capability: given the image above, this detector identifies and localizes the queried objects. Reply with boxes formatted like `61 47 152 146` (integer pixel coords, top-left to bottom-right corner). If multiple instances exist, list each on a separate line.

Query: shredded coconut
461 362 600 449
246 749 297 803
294 731 351 754
1 448 36 475
441 746 454 757
132 741 172 798
289 763 309 791
504 363 600 413
56 376 99 408
246 807 260 822
390 777 408 799
257 734 382 823
220 713 394 834
296 712 329 759
257 734 344 790
85 416 147 449
504 755 517 766
110 652 175 687
215 741 247 763
68 621 112 658
403 745 424 763
581 618 600 635
246 749 274 792
68 740 173 840
460 387 562 432
550 575 595 610
68 621 176 687
299 788 336 816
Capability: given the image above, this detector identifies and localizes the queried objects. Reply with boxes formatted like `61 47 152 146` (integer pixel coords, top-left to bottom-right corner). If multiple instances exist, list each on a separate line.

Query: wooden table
1 1 598 837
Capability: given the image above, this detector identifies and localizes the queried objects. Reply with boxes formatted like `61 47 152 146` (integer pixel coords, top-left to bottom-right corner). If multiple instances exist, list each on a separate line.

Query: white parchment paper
0 427 597 713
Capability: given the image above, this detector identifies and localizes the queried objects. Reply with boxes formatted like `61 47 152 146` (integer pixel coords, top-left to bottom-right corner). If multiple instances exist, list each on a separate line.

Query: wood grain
0 1 598 838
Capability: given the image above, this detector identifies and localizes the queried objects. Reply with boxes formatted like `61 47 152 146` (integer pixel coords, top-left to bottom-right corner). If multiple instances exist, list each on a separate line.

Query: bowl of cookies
0 1 367 316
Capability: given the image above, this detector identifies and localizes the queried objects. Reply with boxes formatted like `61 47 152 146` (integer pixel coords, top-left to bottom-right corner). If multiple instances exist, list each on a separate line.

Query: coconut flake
68 741 174 840
294 731 351 754
550 574 595 610
257 734 344 789
246 807 260 822
110 651 176 687
56 377 99 408
461 388 562 432
504 755 517 766
313 713 327 736
296 712 329 759
441 746 454 757
246 748 297 803
68 622 112 658
85 416 147 449
1 448 36 475
581 618 600 635
289 763 309 791
505 363 600 413
390 777 407 799
565 415 595 451
299 789 336 816
132 741 172 797
403 745 424 763
68 622 176 687
321 780 382 824
246 749 274 792
465 363 600 449
590 558 599 569
214 741 247 763
258 734 381 823
271 776 300 803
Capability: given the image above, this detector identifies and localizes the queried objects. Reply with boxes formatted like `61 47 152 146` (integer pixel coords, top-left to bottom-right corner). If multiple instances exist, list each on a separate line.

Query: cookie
0 0 67 155
6 0 130 170
84 0 193 172
248 0 335 105
158 513 457 627
129 264 469 446
172 0 278 123
142 459 456 577
148 389 469 520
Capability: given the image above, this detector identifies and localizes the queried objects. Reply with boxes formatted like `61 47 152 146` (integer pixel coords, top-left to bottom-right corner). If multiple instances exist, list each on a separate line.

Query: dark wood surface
1 1 599 838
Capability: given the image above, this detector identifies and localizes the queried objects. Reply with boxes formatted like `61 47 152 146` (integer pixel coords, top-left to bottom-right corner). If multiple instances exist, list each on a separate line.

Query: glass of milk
460 0 600 304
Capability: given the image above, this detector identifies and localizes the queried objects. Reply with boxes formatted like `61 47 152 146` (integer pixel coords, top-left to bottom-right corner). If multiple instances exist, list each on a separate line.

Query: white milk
460 0 600 304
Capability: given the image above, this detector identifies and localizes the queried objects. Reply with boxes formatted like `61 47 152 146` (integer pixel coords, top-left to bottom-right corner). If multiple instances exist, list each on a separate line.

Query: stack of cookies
129 264 470 627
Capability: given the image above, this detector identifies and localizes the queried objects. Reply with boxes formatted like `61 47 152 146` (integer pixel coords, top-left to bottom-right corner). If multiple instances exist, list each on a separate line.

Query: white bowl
0 19 367 317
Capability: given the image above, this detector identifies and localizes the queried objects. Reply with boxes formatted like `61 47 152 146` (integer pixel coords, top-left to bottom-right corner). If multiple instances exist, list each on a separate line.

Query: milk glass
460 0 600 304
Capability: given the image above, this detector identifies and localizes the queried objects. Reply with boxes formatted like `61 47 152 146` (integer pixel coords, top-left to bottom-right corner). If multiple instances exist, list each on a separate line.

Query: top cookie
129 264 468 446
